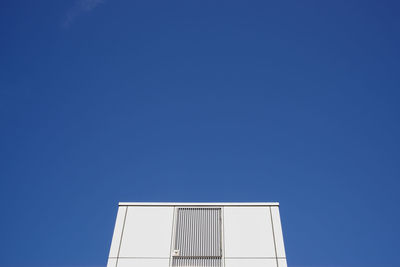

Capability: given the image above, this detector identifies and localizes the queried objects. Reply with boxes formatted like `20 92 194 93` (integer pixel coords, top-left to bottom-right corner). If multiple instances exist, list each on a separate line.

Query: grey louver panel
171 258 222 267
172 208 222 267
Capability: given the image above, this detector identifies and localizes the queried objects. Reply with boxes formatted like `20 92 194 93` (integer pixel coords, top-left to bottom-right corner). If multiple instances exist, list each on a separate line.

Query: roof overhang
119 202 279 206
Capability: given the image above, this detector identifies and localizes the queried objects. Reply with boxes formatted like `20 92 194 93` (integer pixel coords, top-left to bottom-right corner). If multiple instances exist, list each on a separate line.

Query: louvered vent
172 208 223 267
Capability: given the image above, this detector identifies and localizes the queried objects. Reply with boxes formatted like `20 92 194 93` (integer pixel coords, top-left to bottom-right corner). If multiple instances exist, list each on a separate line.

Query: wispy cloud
63 0 105 28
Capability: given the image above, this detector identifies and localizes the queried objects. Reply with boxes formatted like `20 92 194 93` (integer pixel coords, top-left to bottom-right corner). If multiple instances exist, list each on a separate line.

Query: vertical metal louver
172 208 223 267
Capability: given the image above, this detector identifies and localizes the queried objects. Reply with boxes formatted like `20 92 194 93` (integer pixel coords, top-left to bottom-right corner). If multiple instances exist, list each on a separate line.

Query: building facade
107 202 287 267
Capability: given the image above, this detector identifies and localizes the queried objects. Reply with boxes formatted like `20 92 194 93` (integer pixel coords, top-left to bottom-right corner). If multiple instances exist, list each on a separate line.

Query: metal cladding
107 203 288 267
172 208 222 266
172 257 222 267
174 208 222 256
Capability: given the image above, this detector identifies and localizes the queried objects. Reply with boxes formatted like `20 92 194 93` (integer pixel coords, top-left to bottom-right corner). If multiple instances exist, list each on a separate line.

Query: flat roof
119 202 279 206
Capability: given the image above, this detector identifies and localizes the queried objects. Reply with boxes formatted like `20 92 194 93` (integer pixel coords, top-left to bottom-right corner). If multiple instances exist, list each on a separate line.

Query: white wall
107 204 287 267
225 259 278 267
271 206 286 258
118 207 174 258
224 207 276 258
117 259 170 267
108 206 127 258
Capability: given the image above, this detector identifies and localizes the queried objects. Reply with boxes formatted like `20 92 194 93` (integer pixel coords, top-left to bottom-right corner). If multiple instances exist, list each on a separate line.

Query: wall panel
224 207 276 257
118 207 173 257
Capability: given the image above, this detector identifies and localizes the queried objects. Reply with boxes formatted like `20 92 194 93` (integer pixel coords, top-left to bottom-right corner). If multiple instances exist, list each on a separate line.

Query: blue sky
0 0 399 267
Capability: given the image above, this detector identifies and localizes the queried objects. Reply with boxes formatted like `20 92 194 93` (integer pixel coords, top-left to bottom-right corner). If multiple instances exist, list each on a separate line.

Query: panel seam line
115 207 128 267
269 207 279 267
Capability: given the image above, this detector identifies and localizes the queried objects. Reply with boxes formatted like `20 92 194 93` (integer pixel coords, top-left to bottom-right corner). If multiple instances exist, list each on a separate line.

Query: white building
107 202 287 267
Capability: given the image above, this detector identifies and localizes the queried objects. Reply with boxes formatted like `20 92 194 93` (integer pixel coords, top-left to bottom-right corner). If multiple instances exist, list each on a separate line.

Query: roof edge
118 202 280 207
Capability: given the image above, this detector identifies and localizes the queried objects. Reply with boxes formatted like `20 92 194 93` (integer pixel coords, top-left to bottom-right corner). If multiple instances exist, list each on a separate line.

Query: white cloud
63 0 105 28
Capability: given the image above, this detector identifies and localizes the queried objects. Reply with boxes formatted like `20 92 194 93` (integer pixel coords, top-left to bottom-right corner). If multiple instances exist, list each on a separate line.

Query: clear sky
0 1 399 267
